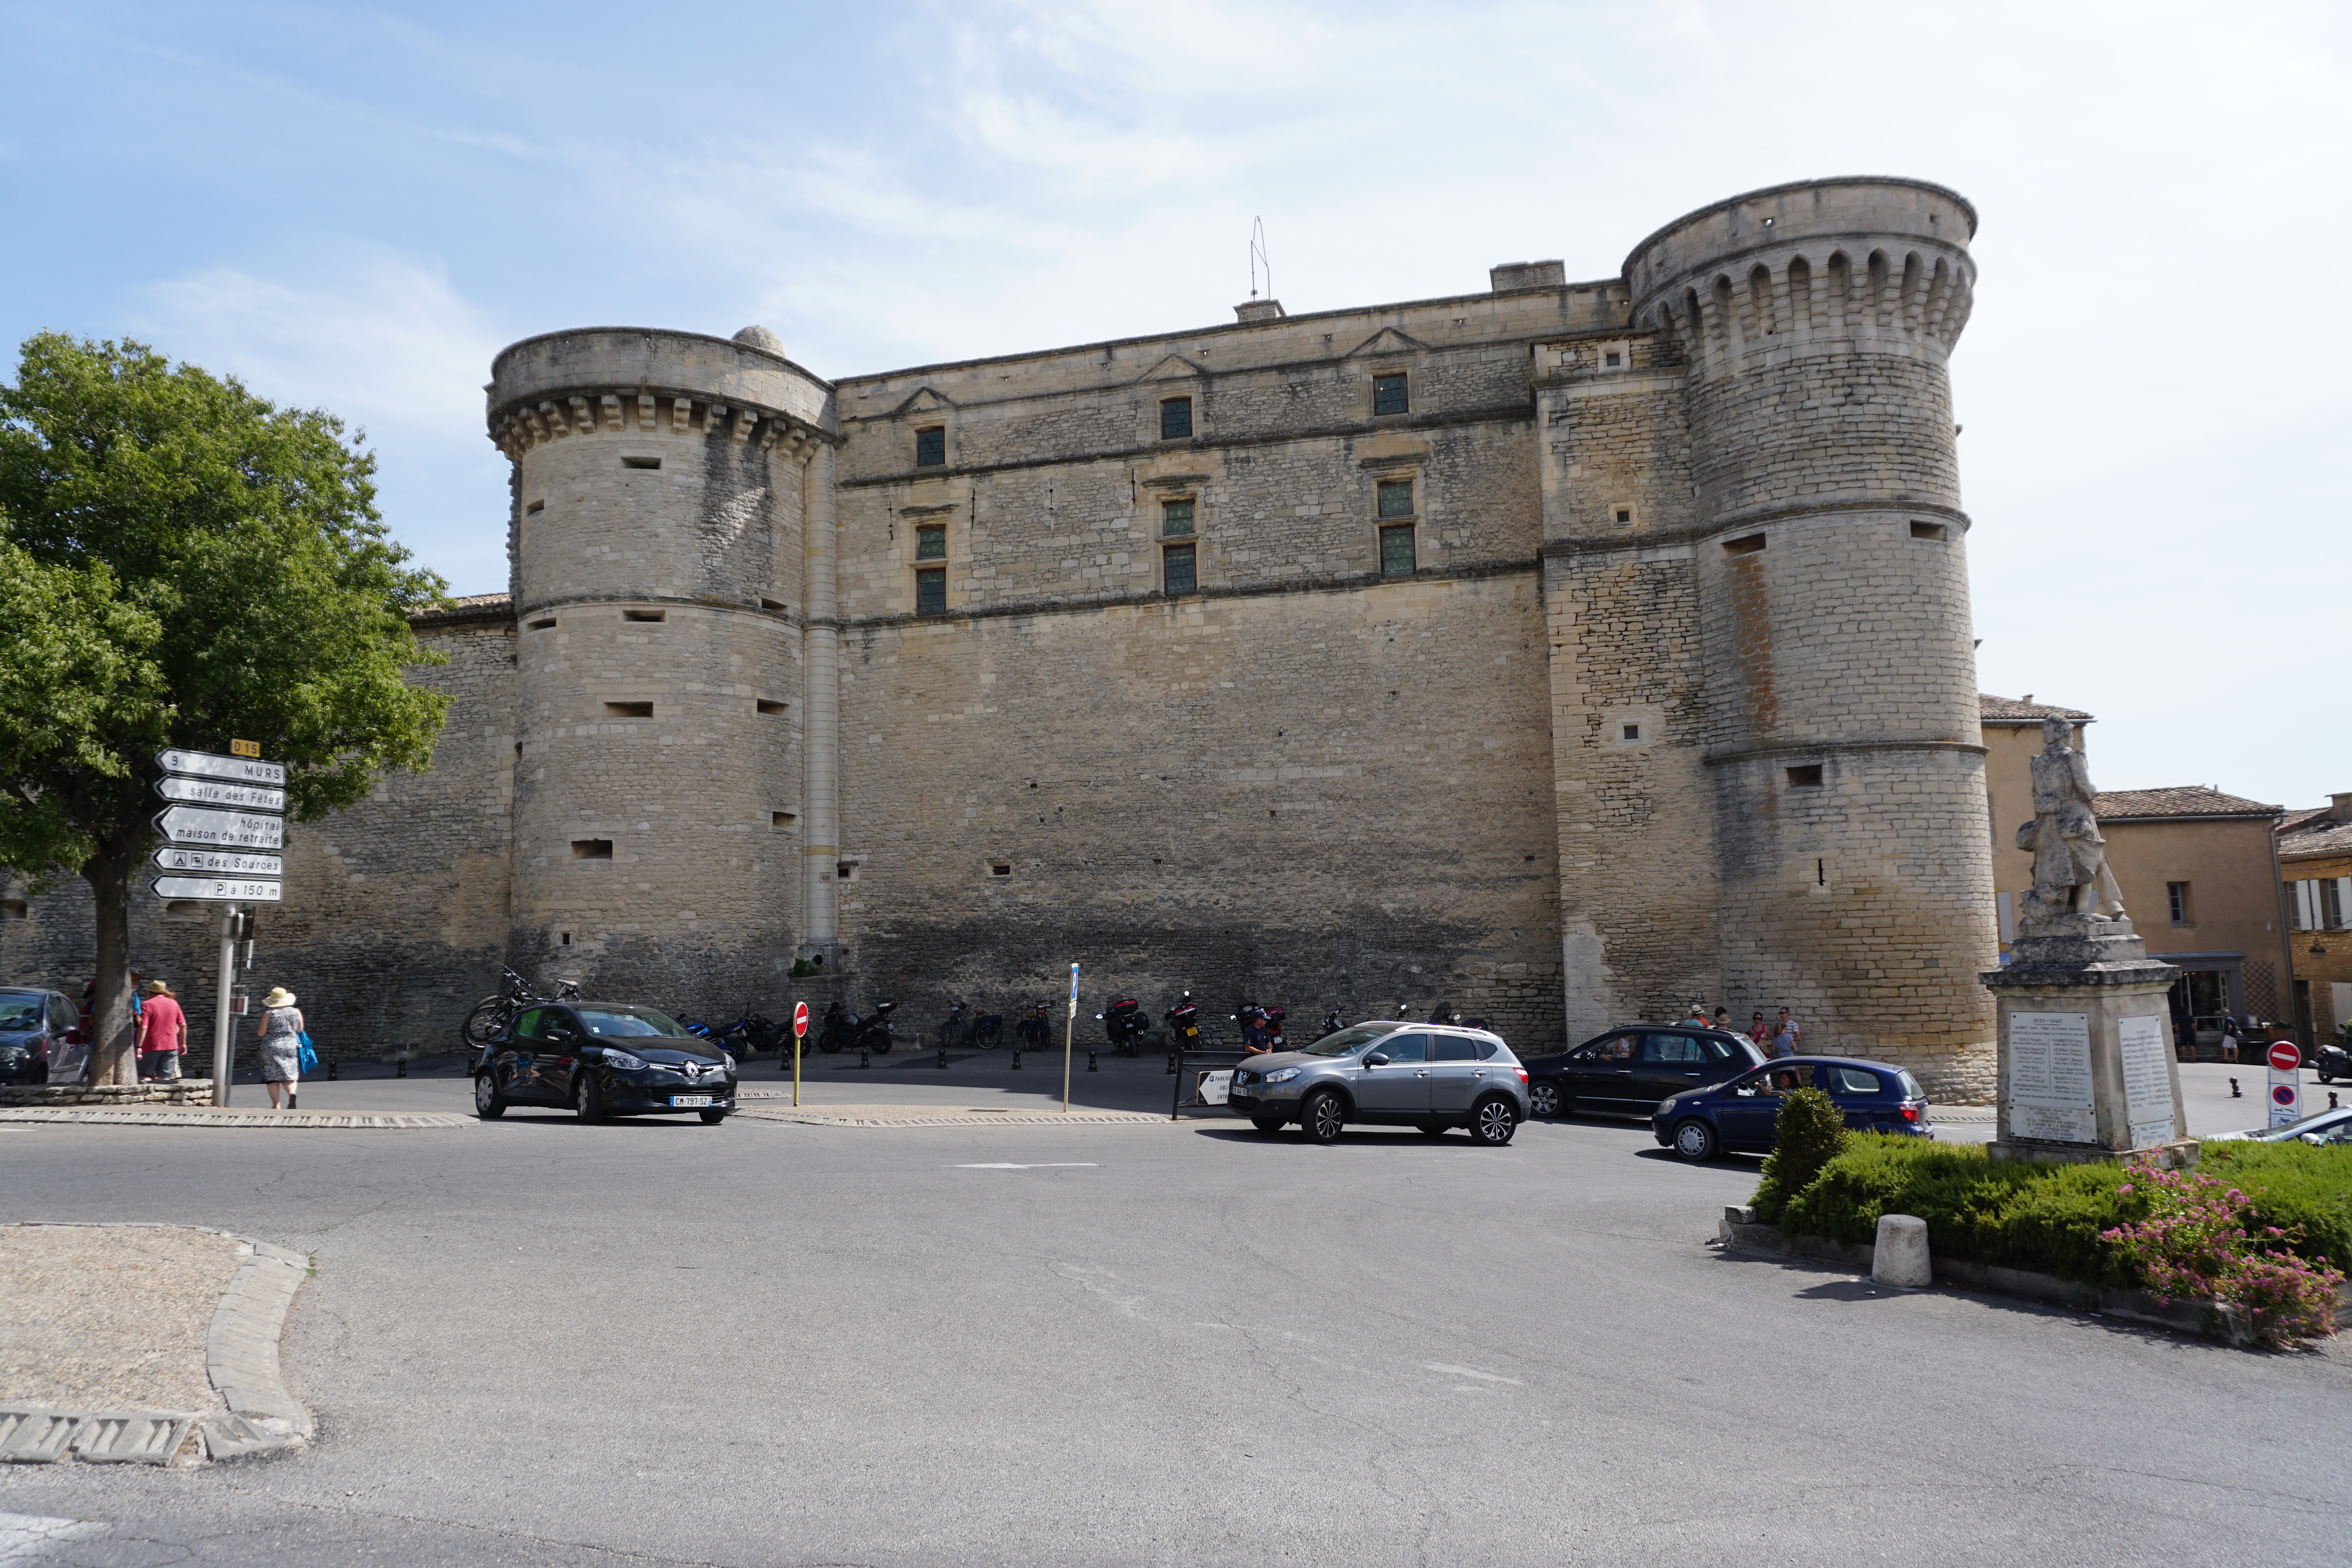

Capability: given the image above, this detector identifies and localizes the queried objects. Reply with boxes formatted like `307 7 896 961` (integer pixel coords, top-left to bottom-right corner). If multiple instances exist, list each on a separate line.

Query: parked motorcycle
716 1007 780 1056
1164 992 1203 1052
2317 1038 2351 1085
816 1000 856 1055
856 999 898 1055
1319 1006 1347 1039
1097 997 1151 1057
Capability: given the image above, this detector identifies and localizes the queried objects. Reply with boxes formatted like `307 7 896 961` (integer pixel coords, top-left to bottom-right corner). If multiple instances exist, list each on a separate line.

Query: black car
1520 1025 1765 1119
474 1002 736 1123
0 988 79 1085
1651 1057 1933 1162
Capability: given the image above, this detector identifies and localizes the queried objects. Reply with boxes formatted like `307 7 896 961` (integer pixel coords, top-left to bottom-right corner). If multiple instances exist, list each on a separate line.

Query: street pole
210 903 238 1107
1063 961 1078 1114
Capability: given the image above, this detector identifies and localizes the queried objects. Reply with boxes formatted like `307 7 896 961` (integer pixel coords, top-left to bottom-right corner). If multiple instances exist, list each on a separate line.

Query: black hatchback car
1520 1025 1764 1119
1651 1057 1933 1162
474 1002 736 1123
0 988 79 1085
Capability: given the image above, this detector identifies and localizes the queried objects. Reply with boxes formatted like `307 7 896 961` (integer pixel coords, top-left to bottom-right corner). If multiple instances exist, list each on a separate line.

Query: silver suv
1227 1022 1530 1145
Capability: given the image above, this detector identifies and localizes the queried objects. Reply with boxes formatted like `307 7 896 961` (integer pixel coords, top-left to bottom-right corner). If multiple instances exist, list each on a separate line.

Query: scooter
816 1000 856 1055
1319 1006 1347 1039
1097 998 1151 1057
856 999 898 1055
1164 992 1203 1052
2316 1037 2351 1085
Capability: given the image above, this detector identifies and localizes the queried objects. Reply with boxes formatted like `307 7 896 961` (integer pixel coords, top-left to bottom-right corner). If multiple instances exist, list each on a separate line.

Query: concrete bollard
1165 1054 1177 1075
1088 1050 1097 1073
859 1048 869 1071
1872 1214 1932 1289
396 1059 407 1079
1011 1050 1021 1071
937 1048 947 1070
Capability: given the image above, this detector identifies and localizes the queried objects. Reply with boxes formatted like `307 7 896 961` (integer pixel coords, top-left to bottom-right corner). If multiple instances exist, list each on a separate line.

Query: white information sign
2117 1014 2177 1148
156 748 286 787
153 805 285 850
1195 1069 1232 1106
152 876 282 903
153 845 283 877
2007 1011 2095 1142
155 775 286 813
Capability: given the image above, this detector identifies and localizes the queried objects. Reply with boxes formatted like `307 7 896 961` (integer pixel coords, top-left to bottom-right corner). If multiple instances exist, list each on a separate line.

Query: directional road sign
157 748 286 787
156 775 286 813
152 876 282 903
153 805 285 850
153 845 283 877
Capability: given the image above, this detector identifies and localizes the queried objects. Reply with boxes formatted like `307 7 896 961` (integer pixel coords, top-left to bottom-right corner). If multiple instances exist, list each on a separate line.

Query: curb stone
0 1108 471 1129
0 1223 315 1467
737 1107 1169 1128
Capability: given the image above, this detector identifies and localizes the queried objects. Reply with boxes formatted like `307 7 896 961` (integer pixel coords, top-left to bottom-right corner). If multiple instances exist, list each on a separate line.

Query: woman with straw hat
255 986 305 1109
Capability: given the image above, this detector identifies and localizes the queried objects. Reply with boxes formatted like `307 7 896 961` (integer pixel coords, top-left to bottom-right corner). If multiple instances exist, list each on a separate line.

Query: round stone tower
1626 178 1997 1098
486 327 836 1011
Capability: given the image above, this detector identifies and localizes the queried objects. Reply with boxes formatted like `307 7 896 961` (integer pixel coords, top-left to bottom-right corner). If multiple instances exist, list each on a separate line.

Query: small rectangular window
756 699 787 716
2167 881 2191 924
1161 499 1195 536
570 839 613 860
1910 520 1947 541
771 811 796 829
603 701 653 718
914 426 946 466
622 454 662 470
1164 542 1197 595
1372 373 1409 416
1786 764 1823 787
1377 480 1414 518
915 567 947 617
1622 723 1641 741
836 862 857 881
525 500 545 516
622 609 665 622
528 617 556 630
916 523 946 560
1379 524 1416 577
991 862 1012 876
759 597 786 612
1160 397 1193 440
1614 507 1632 526
1724 533 1766 556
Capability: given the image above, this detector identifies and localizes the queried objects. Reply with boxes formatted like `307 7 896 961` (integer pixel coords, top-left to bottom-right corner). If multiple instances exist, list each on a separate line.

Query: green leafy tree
0 333 450 1084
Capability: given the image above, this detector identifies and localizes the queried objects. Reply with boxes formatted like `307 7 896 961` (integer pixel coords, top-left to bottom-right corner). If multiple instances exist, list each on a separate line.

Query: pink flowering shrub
2100 1165 2345 1348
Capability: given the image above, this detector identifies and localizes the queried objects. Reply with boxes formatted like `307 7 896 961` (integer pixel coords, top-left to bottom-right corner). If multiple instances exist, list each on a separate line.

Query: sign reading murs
158 747 286 787
2007 1011 2094 1144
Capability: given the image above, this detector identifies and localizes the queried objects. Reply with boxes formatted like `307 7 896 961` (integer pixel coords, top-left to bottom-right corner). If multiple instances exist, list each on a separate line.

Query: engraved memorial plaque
2117 1014 2176 1148
2008 1011 2094 1143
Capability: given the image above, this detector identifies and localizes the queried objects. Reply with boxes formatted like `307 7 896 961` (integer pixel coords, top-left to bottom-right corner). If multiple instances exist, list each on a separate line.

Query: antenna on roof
1249 217 1271 302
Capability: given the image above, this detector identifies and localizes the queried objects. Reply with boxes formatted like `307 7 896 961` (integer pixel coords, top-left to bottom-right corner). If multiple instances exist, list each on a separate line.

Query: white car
2204 1105 2352 1144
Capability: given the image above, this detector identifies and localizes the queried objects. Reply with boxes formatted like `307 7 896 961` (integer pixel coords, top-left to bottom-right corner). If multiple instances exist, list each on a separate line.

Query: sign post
792 1001 809 1108
2267 1039 2302 1129
1063 962 1078 1114
153 745 285 1107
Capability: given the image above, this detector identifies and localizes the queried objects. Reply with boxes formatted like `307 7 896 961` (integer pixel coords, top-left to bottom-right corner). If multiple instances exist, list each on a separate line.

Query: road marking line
950 1162 1100 1169
1424 1363 1521 1385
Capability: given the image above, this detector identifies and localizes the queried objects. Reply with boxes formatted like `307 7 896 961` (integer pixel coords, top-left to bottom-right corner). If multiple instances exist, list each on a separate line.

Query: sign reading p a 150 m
155 775 286 813
152 876 282 904
156 748 286 787
153 804 285 850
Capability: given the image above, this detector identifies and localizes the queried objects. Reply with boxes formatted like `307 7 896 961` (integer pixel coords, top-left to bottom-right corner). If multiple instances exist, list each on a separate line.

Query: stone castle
4 176 2002 1096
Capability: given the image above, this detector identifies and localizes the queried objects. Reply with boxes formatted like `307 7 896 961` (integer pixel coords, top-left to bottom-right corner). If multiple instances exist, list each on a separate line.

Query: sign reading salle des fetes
151 747 286 902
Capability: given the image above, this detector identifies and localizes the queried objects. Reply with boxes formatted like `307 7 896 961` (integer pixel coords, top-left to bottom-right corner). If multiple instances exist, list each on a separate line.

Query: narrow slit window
1724 533 1766 556
1164 541 1197 595
622 609 665 622
1372 372 1409 416
1379 524 1416 577
991 863 1012 877
1910 520 1947 541
915 567 947 617
1786 764 1823 787
916 523 947 560
525 500 545 516
571 840 613 860
756 699 787 716
528 617 556 630
604 701 653 718
1159 397 1193 440
914 426 946 466
1161 499 1195 536
759 597 786 612
771 811 797 830
1377 480 1414 518
622 454 662 470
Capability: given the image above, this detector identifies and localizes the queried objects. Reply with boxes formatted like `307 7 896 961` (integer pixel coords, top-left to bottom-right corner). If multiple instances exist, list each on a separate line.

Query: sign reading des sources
2268 1039 2303 1129
152 746 286 902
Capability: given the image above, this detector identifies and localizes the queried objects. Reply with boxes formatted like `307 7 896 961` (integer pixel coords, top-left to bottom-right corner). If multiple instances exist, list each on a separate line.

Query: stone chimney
1490 260 1565 292
1234 299 1285 323
2332 791 2352 823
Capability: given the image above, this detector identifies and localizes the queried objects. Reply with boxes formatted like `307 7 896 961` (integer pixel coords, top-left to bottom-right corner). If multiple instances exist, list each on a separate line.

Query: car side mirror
1364 1052 1390 1068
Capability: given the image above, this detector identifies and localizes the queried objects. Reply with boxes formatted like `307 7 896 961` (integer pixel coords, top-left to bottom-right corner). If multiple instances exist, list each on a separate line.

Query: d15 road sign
152 876 282 903
153 805 285 850
157 748 286 787
2267 1041 2301 1074
156 775 286 813
153 845 283 877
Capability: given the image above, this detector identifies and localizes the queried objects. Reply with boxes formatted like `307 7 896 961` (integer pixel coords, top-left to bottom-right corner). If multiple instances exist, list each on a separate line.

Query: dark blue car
1650 1056 1933 1162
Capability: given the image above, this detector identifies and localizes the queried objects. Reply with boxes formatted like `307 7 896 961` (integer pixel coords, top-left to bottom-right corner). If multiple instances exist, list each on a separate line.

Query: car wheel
699 1109 729 1125
574 1072 606 1122
1301 1089 1346 1144
1671 1118 1719 1162
473 1073 506 1121
1416 1122 1448 1136
1529 1081 1561 1119
1469 1096 1518 1146
1250 1114 1286 1133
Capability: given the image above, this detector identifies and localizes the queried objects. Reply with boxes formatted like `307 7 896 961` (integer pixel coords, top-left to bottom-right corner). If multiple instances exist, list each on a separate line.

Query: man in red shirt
136 980 188 1082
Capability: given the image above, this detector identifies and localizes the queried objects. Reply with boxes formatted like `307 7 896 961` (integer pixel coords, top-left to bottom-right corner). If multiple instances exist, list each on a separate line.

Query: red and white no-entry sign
2267 1040 2301 1074
793 1001 810 1039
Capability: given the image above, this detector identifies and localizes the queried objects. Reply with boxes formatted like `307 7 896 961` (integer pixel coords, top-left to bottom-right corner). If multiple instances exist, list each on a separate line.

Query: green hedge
1769 1136 2352 1289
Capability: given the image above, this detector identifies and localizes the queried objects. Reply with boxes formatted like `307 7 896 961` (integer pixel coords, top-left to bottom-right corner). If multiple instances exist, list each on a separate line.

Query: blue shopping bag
297 1029 318 1075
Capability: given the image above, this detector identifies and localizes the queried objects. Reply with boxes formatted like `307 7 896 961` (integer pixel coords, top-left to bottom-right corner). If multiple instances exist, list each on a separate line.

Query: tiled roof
1980 694 2094 723
2278 811 2352 861
2094 786 2281 820
2280 805 2341 835
410 591 512 624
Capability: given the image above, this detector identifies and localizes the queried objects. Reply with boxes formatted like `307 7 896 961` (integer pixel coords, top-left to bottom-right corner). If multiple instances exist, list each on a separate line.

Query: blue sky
2 0 2344 807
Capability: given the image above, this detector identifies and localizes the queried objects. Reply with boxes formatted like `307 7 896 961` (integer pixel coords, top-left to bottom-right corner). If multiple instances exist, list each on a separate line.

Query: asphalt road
2 1065 2347 1566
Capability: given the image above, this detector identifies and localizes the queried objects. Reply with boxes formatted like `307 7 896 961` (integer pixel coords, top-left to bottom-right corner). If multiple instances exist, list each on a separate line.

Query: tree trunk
82 839 141 1086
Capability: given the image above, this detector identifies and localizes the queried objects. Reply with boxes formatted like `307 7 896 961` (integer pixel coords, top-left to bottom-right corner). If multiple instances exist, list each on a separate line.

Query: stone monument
1983 720 2192 1164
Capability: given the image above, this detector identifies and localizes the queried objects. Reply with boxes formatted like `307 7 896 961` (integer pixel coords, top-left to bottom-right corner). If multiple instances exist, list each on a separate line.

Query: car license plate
670 1095 714 1108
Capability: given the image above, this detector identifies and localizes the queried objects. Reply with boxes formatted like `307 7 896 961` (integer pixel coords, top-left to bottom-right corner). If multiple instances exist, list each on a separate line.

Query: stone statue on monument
2013 716 2126 937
